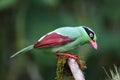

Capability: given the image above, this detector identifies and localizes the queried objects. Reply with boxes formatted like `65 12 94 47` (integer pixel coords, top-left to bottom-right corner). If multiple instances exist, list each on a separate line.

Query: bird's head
80 26 97 50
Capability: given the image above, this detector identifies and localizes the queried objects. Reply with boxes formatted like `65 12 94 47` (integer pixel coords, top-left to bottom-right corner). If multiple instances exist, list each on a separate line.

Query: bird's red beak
89 40 97 50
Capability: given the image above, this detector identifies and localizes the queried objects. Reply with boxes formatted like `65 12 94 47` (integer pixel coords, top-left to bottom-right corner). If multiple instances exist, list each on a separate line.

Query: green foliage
110 68 120 80
104 65 120 80
0 0 17 10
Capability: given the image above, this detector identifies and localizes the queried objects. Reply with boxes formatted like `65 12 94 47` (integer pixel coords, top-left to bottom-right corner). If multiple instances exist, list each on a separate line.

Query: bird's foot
55 52 86 70
55 52 78 60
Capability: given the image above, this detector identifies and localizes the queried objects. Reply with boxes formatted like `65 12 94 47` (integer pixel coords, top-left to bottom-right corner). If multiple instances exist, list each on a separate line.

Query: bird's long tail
10 45 34 58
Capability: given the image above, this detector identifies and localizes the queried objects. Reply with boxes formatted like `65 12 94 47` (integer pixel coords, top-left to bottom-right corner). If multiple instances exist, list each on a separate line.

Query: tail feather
10 45 34 58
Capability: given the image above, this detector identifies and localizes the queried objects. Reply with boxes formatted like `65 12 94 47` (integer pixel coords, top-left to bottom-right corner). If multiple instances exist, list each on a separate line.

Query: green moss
55 55 86 80
55 56 67 80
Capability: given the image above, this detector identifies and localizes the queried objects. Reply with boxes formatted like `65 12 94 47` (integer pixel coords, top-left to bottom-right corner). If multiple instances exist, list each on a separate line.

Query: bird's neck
77 27 90 45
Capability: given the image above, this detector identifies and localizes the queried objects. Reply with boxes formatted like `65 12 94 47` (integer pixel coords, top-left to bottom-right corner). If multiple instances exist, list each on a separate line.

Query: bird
10 26 97 59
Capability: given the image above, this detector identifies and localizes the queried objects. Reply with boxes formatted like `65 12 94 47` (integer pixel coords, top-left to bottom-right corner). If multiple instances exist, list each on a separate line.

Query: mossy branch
56 56 86 80
68 58 85 80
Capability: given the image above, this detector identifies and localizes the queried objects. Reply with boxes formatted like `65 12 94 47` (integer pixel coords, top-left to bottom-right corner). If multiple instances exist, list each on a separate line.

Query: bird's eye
89 33 93 38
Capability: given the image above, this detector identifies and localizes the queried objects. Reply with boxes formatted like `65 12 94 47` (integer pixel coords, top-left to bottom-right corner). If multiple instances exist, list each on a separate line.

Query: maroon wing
34 32 74 48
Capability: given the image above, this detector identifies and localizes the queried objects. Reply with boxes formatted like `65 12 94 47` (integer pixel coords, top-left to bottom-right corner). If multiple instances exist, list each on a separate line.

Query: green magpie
10 26 97 59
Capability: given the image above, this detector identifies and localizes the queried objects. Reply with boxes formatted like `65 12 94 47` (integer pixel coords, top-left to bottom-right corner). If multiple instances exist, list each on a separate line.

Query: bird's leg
55 52 78 60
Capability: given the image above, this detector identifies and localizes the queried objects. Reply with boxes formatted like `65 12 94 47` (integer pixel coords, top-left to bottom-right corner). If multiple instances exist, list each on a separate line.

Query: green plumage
10 45 34 58
10 26 97 58
52 26 96 52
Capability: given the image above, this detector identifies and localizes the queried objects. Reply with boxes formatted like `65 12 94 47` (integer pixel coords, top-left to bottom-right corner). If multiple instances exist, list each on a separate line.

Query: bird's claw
55 52 78 60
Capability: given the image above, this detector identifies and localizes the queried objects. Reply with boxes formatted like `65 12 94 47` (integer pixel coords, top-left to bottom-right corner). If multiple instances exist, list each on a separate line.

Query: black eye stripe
83 27 94 39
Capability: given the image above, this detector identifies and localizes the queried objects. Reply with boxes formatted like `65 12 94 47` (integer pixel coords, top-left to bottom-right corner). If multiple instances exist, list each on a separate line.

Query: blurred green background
0 0 120 80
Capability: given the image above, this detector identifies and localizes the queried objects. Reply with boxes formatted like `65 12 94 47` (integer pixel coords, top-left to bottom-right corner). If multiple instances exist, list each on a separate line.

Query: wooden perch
56 55 86 80
68 58 85 80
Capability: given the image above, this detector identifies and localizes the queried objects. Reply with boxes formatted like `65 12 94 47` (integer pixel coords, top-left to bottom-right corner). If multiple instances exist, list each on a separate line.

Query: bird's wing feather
34 32 74 48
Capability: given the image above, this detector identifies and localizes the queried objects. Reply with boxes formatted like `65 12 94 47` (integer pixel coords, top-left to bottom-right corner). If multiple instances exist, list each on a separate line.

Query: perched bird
10 26 97 59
